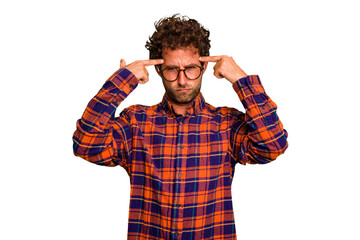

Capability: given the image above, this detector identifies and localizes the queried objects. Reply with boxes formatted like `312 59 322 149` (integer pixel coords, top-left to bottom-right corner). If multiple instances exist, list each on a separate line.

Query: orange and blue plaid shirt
73 68 288 240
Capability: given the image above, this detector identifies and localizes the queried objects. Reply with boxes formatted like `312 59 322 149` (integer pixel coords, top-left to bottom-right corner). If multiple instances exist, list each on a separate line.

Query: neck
165 93 201 117
172 104 189 116
165 95 192 117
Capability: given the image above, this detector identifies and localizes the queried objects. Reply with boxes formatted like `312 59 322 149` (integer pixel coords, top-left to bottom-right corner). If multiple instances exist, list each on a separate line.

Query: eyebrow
162 63 200 69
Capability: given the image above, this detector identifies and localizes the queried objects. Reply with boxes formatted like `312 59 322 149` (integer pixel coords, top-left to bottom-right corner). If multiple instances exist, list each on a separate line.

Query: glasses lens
162 68 178 81
184 66 201 79
161 66 202 81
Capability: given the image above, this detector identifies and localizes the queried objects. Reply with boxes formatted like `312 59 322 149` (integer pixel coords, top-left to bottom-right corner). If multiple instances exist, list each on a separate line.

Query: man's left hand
199 55 247 84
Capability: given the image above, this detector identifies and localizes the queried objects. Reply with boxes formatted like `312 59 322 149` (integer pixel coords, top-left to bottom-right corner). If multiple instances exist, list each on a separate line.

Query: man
73 14 288 240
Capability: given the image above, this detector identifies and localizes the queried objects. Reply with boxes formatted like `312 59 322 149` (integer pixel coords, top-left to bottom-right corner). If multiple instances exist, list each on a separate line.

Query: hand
120 58 164 84
199 55 247 84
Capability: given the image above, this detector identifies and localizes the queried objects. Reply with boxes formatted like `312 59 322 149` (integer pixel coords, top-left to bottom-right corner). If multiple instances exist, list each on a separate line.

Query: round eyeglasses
159 65 204 82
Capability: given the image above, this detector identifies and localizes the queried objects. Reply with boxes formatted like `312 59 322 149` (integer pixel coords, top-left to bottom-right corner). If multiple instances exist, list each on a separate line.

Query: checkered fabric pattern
73 68 288 240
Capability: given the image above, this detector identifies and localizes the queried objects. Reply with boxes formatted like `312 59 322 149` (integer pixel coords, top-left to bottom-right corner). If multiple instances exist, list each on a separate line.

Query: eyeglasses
159 65 204 82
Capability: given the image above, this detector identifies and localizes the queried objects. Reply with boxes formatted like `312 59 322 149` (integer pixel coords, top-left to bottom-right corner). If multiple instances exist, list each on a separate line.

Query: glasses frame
158 65 204 82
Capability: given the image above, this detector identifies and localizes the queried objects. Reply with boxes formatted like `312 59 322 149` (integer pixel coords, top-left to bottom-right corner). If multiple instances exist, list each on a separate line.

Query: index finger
141 59 164 66
199 56 224 62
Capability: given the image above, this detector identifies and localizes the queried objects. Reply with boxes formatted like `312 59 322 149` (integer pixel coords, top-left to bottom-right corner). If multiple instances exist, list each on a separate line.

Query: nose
177 70 187 86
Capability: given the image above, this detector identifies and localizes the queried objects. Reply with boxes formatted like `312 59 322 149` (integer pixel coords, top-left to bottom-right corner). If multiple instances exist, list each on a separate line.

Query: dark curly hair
145 14 211 60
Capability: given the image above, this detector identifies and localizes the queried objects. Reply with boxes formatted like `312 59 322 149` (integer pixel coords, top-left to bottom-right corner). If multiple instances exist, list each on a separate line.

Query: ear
155 65 161 76
202 62 208 72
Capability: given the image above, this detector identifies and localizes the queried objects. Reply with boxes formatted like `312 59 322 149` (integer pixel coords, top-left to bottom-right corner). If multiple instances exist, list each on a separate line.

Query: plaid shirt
73 68 288 240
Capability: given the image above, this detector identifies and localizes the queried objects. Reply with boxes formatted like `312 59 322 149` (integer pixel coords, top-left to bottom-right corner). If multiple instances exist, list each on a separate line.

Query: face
158 46 207 106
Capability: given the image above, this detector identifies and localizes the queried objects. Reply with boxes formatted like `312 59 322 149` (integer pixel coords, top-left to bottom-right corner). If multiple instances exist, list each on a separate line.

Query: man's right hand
120 59 164 84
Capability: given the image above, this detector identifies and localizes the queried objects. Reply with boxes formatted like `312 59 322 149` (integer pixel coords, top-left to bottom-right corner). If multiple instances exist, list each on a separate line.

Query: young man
73 14 288 240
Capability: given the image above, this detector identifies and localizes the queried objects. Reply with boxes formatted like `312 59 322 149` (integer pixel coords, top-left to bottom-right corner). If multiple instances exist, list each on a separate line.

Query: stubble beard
165 85 201 105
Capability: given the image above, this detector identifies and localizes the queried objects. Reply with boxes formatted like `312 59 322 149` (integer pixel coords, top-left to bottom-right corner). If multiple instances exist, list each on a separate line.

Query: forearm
72 68 138 166
78 68 137 132
232 75 288 164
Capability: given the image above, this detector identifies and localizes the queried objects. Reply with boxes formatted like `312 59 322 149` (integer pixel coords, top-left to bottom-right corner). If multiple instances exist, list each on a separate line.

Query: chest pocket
208 131 223 165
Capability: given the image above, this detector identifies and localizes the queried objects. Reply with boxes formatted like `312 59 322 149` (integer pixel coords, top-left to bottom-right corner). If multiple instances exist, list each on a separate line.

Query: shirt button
175 232 179 236
180 145 184 149
175 204 180 208
129 84 134 88
178 173 182 178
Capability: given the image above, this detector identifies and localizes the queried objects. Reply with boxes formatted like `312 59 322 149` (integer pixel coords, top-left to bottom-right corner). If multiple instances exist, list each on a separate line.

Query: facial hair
164 83 201 105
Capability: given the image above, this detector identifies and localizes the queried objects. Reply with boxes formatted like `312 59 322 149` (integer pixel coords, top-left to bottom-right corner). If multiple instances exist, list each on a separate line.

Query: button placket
177 118 185 179
171 118 184 239
172 117 186 238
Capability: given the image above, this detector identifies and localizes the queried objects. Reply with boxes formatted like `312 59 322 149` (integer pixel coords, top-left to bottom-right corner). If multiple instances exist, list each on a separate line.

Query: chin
166 88 201 105
176 94 198 104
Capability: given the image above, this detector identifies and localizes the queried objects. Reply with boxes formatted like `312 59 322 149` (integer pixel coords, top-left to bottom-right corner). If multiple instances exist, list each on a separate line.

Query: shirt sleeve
72 68 138 170
230 75 288 165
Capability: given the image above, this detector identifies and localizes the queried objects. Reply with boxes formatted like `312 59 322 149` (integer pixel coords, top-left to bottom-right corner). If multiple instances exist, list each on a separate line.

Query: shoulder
204 102 244 119
119 103 160 120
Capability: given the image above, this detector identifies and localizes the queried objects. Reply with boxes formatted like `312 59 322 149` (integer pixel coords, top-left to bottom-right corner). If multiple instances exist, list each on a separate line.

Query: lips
177 88 191 93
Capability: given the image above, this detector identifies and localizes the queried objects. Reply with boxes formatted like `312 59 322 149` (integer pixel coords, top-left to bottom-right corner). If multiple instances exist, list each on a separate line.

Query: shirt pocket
195 131 227 191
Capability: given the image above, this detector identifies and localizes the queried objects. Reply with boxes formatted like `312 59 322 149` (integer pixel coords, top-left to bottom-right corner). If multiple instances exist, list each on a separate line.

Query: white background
1 0 359 239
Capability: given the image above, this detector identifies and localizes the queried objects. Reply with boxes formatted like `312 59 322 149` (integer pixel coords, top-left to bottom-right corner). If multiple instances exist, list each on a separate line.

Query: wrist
230 73 248 84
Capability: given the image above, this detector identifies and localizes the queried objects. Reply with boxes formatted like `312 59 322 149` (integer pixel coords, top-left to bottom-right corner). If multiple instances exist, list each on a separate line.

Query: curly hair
145 14 211 60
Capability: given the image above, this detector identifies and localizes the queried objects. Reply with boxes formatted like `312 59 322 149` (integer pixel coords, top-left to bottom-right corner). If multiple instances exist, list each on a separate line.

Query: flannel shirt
73 68 288 240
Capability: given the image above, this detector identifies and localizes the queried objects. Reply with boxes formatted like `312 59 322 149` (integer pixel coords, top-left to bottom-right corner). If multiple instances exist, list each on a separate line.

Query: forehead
162 46 200 66
163 45 199 54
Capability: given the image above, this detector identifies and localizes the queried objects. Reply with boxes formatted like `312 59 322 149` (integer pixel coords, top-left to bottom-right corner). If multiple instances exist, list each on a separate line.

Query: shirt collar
159 93 205 117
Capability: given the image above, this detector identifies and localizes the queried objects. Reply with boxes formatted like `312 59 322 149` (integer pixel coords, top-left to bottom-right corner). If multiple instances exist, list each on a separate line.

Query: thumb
120 59 126 68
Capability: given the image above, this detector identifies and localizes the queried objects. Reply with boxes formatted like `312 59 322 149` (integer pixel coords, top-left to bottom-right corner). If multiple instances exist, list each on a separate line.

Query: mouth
176 88 191 93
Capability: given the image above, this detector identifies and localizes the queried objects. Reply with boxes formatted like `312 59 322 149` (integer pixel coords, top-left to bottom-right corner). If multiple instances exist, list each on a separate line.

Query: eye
185 66 199 73
186 66 197 70
164 67 178 73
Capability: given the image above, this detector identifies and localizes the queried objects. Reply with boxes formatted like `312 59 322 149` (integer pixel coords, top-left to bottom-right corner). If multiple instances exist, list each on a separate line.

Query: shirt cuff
105 68 139 100
232 75 265 101
233 75 279 124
